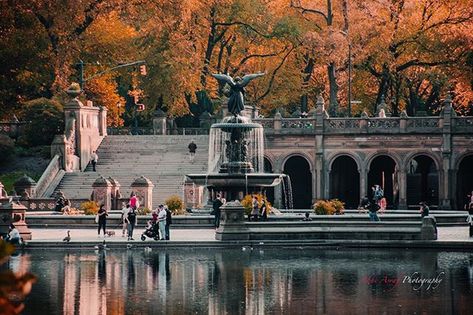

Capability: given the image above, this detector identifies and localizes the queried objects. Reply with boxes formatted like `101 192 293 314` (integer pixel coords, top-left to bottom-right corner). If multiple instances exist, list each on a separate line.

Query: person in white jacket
158 206 167 240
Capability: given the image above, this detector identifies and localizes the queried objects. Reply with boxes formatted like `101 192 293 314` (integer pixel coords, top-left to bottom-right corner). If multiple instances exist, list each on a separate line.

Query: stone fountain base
215 201 249 241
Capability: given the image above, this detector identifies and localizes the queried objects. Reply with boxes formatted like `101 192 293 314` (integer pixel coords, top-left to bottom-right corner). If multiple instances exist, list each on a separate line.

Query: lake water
7 248 473 314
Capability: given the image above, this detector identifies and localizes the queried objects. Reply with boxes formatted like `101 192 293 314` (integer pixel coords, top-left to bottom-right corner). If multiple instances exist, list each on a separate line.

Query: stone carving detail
454 117 473 127
253 119 273 128
281 119 314 129
326 119 361 130
407 118 439 128
368 118 400 129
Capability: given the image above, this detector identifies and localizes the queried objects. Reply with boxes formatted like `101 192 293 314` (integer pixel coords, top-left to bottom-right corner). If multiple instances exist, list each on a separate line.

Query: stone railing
107 127 210 136
35 154 62 197
405 117 440 132
452 116 473 133
20 198 89 211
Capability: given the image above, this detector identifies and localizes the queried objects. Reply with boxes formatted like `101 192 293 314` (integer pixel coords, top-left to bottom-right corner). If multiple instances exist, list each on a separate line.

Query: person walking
419 201 430 218
188 140 197 163
121 203 130 237
127 206 137 241
212 195 223 229
158 205 167 240
90 151 98 172
97 205 108 237
250 195 259 221
165 206 172 240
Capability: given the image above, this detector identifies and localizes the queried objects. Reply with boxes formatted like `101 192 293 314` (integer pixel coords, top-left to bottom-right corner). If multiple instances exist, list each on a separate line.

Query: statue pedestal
215 201 249 241
0 201 32 240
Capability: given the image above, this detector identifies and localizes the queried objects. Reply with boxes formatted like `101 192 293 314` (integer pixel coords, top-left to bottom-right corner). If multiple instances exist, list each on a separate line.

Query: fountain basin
186 173 283 188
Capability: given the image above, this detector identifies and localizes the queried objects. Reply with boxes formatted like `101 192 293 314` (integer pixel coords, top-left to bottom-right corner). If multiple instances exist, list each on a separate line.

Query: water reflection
10 249 473 314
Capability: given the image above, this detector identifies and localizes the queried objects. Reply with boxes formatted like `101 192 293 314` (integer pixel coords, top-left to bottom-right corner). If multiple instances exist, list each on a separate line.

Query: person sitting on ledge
368 201 381 222
302 212 312 221
5 224 22 245
419 201 430 218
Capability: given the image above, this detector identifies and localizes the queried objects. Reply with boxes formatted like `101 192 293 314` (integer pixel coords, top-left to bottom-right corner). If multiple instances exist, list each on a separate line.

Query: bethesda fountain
186 72 286 240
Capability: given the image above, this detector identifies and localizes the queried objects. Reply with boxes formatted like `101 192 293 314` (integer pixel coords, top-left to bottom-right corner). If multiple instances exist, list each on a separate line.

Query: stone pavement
28 226 472 243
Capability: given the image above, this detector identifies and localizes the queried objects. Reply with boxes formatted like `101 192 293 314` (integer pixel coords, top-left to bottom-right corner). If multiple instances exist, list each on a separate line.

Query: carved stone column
91 176 112 211
398 168 407 209
0 201 32 240
108 177 121 210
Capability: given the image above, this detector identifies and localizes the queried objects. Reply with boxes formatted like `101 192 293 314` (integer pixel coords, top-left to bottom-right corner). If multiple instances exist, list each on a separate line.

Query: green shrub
313 199 345 215
18 98 64 147
0 134 14 164
80 201 99 215
165 195 185 215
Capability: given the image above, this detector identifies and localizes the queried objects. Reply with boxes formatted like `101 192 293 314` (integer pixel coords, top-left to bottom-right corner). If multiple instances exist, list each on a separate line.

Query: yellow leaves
86 74 125 127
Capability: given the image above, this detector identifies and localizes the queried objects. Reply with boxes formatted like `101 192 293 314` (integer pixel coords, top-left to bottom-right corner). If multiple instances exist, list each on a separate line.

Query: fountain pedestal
215 201 249 241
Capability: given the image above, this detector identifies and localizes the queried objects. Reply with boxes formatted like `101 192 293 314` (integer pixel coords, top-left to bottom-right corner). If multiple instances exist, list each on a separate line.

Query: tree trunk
300 55 315 113
375 64 391 112
327 62 339 116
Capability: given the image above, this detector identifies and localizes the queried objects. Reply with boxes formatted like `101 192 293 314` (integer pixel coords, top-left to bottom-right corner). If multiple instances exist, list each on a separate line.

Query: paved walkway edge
22 239 473 250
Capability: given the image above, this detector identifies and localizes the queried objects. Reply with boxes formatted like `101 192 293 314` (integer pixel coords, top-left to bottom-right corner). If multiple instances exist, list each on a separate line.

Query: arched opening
329 156 360 208
407 155 439 208
263 157 274 204
457 155 473 210
368 155 397 208
284 156 312 209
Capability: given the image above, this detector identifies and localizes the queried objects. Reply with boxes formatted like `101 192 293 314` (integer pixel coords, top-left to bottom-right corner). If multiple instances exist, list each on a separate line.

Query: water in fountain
207 115 264 174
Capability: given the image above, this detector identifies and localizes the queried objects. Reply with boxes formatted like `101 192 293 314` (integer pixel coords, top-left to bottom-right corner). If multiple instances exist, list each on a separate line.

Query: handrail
35 155 61 197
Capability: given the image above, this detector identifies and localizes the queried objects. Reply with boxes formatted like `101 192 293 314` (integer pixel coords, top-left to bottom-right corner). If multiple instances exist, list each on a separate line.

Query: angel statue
212 72 265 116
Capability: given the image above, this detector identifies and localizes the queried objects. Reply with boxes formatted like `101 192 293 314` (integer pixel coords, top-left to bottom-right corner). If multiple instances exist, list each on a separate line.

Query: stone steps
53 135 209 206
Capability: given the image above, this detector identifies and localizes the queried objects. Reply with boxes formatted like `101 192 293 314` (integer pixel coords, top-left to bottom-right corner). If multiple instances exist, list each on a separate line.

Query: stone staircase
53 135 209 207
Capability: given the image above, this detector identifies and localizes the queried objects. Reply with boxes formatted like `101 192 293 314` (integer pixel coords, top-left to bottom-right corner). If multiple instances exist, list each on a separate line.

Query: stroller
141 221 160 241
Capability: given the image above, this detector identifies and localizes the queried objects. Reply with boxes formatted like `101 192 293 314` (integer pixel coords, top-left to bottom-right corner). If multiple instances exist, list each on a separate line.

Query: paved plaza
27 226 473 243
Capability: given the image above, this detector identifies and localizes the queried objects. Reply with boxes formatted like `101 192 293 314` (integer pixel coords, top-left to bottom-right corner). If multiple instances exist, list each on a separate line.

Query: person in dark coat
165 206 172 240
97 205 108 237
212 195 223 228
188 140 197 163
419 201 430 218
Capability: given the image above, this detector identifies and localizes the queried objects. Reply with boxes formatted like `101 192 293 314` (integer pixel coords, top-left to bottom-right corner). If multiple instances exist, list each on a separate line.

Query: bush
137 207 151 215
313 199 345 215
241 193 271 217
80 201 99 215
165 195 185 215
18 98 64 147
0 134 14 164
331 199 345 215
